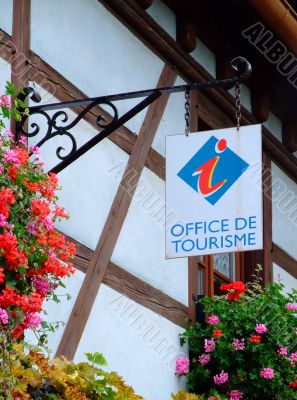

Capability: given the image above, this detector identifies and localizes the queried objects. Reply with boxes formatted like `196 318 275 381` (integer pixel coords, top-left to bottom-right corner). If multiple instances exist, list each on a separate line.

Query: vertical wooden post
244 151 272 285
56 65 177 360
11 0 31 133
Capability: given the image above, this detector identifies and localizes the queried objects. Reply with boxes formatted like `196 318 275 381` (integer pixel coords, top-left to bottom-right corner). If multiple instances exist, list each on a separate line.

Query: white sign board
165 125 263 258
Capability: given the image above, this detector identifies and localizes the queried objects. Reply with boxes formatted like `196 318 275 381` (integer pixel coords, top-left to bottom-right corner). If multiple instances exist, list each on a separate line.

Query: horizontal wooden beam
65 234 188 328
272 243 297 280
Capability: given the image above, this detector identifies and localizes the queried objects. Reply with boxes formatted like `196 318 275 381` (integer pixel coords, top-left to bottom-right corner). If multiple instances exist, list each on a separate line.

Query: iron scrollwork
17 91 119 161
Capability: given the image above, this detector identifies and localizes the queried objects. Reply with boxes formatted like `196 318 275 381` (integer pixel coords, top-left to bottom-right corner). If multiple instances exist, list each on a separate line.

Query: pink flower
255 324 267 334
208 315 220 325
198 354 211 365
213 371 229 385
289 352 297 363
42 216 54 231
0 213 8 227
0 308 9 324
3 150 20 166
232 338 245 351
260 368 274 379
18 136 27 146
0 165 4 174
25 312 42 329
286 303 297 311
175 357 189 375
204 338 216 353
6 129 14 138
277 346 288 356
26 222 39 236
230 390 244 400
0 95 10 108
33 277 51 296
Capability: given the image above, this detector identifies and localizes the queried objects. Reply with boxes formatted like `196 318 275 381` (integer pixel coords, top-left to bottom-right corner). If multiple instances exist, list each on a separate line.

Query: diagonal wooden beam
55 65 177 359
64 233 188 327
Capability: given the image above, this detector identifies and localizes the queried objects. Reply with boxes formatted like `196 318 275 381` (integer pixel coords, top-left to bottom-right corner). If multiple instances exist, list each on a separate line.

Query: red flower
212 329 223 338
14 147 29 166
7 166 18 181
220 281 246 301
289 382 297 388
30 199 51 219
0 268 4 284
250 335 261 344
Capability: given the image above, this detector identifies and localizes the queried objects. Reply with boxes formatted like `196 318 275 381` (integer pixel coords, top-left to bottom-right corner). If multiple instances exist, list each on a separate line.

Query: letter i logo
178 136 249 205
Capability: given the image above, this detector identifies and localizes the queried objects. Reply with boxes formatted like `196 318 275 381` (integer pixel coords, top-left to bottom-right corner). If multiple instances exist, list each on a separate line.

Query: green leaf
85 352 107 366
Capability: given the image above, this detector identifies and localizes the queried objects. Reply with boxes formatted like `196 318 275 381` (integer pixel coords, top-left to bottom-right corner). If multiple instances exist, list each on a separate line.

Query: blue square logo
177 136 249 205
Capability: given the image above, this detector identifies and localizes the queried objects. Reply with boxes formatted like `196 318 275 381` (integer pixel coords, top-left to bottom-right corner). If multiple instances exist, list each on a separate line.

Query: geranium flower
213 371 229 385
220 281 246 301
260 368 274 379
208 315 220 325
255 323 267 334
175 357 189 375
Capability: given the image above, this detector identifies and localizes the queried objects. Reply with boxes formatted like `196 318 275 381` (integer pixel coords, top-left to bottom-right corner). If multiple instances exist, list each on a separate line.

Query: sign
165 125 263 258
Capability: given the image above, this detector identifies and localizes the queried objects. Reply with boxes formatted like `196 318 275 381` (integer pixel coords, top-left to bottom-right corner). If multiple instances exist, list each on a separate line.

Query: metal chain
185 88 190 136
235 82 241 132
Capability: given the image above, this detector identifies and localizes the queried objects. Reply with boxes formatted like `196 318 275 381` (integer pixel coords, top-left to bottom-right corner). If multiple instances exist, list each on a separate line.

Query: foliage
178 271 297 400
171 390 227 400
0 83 76 396
0 345 143 400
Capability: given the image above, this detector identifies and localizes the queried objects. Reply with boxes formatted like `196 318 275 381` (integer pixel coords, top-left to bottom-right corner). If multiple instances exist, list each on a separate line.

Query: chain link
235 82 241 132
185 88 190 136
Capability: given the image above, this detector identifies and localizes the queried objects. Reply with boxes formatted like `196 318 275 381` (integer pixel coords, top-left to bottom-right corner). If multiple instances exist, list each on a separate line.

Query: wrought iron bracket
15 57 252 174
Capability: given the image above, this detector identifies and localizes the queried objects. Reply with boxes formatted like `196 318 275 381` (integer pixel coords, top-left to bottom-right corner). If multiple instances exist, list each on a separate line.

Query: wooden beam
244 152 273 285
11 0 31 133
176 13 197 53
262 152 273 284
136 0 153 9
252 89 271 123
11 0 30 87
283 121 297 153
64 234 187 327
272 243 297 280
55 65 177 360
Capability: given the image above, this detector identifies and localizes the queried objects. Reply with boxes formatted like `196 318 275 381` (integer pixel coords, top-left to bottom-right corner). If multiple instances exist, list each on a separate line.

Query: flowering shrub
0 83 76 396
3 346 143 399
177 273 297 400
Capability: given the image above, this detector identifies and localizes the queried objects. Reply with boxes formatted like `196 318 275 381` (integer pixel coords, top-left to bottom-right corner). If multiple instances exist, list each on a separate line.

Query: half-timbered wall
0 0 296 399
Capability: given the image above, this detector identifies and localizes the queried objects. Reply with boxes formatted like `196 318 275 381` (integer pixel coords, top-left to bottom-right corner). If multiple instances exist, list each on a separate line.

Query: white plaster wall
28 86 129 250
264 112 282 142
0 57 11 129
272 162 297 260
273 263 297 293
75 284 187 400
30 0 164 135
25 269 85 355
191 40 216 78
112 166 188 305
0 0 12 35
147 0 176 39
